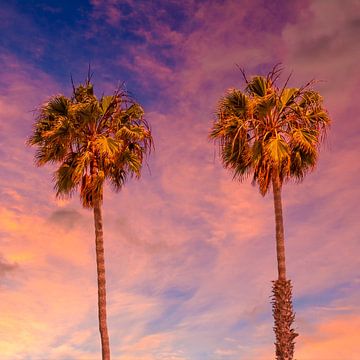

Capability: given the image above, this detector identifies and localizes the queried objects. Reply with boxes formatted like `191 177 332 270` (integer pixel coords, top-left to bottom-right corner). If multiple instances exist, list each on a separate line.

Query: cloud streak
0 0 359 359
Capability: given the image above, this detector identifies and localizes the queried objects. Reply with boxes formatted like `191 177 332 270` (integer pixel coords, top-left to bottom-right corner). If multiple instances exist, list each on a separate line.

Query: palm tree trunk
93 200 111 360
272 171 286 281
271 171 297 360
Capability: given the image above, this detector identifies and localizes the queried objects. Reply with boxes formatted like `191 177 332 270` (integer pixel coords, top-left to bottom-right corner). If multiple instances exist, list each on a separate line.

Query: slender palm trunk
93 200 111 360
271 172 297 360
272 172 286 281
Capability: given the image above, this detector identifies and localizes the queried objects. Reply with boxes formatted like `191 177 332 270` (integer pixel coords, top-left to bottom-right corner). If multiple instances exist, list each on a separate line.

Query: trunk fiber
271 173 298 360
93 201 111 360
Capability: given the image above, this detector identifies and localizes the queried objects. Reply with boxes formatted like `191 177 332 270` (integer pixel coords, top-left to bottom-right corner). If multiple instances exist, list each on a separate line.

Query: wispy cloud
0 0 359 358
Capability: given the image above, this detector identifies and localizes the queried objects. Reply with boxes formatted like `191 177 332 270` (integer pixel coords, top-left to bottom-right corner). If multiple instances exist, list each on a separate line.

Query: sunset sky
0 0 359 359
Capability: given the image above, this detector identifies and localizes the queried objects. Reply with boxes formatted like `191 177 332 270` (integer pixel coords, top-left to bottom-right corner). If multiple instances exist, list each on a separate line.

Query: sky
0 0 359 359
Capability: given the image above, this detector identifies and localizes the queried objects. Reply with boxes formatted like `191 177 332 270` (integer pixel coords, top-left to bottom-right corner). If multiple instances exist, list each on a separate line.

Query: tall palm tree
28 78 152 360
210 65 330 360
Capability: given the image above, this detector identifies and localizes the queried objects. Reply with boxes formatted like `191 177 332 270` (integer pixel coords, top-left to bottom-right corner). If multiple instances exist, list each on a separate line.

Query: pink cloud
1 0 359 358
297 315 360 360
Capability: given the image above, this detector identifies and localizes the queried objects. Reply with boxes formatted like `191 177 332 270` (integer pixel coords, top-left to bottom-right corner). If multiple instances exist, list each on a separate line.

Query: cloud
282 0 360 135
0 0 359 359
0 256 17 278
297 315 360 360
48 208 84 230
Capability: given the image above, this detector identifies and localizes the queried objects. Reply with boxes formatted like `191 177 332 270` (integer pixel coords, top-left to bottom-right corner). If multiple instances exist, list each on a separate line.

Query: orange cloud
298 315 360 360
1 1 359 358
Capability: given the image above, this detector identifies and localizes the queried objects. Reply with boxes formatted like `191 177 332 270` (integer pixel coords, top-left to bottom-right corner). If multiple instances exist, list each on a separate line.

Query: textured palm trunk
271 172 298 360
93 200 111 360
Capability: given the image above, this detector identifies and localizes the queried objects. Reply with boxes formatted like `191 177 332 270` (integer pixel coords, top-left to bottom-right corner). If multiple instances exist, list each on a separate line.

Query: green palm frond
289 147 317 181
124 103 144 121
280 88 298 110
219 89 248 118
100 95 116 114
291 129 317 154
251 140 263 166
254 93 276 118
29 79 153 208
299 90 321 107
53 151 90 197
246 76 269 97
34 143 67 165
28 97 71 145
44 96 71 117
116 125 147 142
108 166 127 192
119 148 143 177
54 162 79 198
95 136 119 158
73 101 101 126
265 135 290 165
74 83 95 103
210 67 331 196
253 161 272 195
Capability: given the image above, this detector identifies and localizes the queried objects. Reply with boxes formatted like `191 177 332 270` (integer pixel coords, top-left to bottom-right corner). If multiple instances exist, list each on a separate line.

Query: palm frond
95 136 119 158
291 129 317 154
279 88 298 110
54 163 79 198
265 136 290 165
120 149 143 177
29 78 153 208
289 147 317 181
210 66 331 196
115 125 147 142
246 76 268 97
34 143 68 165
44 96 71 117
100 96 115 114
219 89 248 117
108 167 127 192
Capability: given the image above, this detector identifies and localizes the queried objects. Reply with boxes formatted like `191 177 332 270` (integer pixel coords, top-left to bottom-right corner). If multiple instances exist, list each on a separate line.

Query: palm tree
28 78 152 360
210 65 330 360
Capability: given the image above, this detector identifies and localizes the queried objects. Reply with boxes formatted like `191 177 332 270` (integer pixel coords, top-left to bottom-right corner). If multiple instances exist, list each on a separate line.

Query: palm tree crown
28 80 152 207
210 66 330 194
